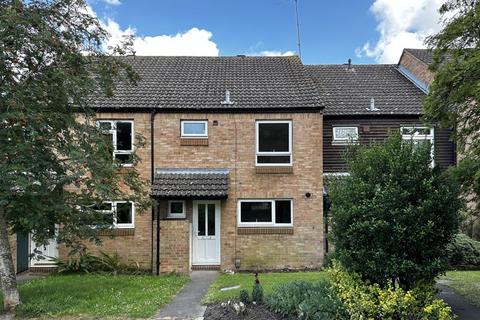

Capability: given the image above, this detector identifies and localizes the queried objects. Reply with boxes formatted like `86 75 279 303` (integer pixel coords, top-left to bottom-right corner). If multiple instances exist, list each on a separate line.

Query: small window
97 120 134 166
333 127 358 143
168 200 186 218
256 121 292 166
181 120 208 138
238 199 293 227
94 201 134 228
401 126 435 165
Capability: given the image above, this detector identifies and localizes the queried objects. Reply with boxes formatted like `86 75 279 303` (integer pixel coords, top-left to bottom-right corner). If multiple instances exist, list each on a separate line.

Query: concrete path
154 271 218 320
437 282 480 320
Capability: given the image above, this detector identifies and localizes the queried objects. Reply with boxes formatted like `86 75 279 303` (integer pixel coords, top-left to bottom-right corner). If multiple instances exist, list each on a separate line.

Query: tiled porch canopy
151 168 229 199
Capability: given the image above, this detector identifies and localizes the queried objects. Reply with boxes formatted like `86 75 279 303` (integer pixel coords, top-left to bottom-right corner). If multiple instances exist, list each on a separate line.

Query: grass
203 271 327 304
440 271 480 308
1 273 189 319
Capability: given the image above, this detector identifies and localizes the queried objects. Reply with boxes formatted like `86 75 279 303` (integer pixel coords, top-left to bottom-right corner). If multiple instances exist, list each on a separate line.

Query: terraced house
10 49 456 274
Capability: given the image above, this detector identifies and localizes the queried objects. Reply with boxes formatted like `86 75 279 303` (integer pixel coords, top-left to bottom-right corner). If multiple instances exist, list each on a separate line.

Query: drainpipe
150 110 160 275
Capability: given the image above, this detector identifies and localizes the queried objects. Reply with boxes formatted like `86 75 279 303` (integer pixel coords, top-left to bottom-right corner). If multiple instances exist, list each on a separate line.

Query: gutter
150 110 160 275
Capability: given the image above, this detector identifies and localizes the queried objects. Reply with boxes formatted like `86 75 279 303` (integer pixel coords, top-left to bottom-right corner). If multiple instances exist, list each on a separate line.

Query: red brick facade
398 50 434 86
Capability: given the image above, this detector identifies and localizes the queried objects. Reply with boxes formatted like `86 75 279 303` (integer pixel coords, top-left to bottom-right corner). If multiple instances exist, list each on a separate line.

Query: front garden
0 273 189 318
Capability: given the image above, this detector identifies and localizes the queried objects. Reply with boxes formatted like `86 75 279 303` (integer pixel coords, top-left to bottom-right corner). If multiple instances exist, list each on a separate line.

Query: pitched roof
151 168 229 199
404 48 433 65
90 56 323 111
306 64 426 116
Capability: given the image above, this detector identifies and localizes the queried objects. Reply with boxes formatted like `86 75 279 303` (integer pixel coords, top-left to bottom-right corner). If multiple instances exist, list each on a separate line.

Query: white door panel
192 201 221 265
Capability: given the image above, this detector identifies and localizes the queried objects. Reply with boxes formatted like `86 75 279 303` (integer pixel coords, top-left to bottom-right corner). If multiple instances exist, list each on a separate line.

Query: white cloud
103 18 219 56
103 0 121 5
256 50 296 57
357 0 444 63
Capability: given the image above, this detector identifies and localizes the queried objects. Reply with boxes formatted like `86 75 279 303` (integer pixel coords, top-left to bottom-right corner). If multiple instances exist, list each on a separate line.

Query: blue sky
88 0 445 64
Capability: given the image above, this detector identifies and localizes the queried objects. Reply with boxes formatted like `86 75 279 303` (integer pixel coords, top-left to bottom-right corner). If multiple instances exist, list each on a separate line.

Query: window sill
237 227 293 235
332 141 358 146
256 166 293 174
98 228 135 236
164 216 187 220
180 138 209 146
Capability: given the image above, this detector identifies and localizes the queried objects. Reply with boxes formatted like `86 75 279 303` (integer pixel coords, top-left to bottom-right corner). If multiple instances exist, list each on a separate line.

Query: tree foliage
329 134 461 289
424 0 480 238
1 0 149 248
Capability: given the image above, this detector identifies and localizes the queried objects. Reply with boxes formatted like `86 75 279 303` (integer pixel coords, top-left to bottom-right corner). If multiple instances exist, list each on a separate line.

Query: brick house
10 50 457 274
14 56 325 274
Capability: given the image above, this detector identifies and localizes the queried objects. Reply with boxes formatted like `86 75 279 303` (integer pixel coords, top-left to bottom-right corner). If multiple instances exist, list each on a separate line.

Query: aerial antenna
294 0 302 60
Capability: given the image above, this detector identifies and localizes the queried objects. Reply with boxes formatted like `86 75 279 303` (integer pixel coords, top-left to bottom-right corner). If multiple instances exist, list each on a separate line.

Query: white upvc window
332 126 358 143
95 201 135 228
401 126 435 165
97 120 134 166
181 120 208 138
168 200 186 219
256 120 292 166
237 199 293 227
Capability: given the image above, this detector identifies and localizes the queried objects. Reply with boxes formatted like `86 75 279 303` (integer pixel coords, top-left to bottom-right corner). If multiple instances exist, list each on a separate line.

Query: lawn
440 271 480 308
203 271 327 304
0 273 189 318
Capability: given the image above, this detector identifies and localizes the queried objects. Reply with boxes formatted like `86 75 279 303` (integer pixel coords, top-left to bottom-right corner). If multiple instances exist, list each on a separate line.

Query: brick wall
159 219 190 273
59 112 153 270
398 51 434 86
153 112 324 271
61 111 324 273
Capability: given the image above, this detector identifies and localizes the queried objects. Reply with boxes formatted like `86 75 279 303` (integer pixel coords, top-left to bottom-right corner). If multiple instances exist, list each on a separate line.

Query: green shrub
266 280 348 320
239 289 250 304
446 233 480 268
56 250 146 275
328 261 454 320
329 133 461 289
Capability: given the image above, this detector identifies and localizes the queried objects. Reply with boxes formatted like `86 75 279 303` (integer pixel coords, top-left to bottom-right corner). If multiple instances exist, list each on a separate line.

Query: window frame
237 199 293 227
255 120 293 167
180 120 208 138
400 126 435 166
95 201 135 229
167 200 186 219
97 120 135 167
332 126 359 143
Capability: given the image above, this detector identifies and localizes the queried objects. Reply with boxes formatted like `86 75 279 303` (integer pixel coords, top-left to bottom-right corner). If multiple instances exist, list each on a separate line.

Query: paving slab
154 271 218 320
437 283 480 320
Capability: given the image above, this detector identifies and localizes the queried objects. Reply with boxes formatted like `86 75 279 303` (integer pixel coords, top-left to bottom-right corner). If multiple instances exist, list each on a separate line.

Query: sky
87 0 447 65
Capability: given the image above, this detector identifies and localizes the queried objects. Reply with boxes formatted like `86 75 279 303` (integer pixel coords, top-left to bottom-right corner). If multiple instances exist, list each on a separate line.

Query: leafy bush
251 273 264 303
239 289 250 304
266 280 348 320
447 233 480 268
328 262 454 320
329 133 461 289
56 250 146 275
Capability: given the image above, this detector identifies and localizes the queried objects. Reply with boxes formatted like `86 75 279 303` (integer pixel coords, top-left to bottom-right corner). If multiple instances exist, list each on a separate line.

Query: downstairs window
238 199 293 227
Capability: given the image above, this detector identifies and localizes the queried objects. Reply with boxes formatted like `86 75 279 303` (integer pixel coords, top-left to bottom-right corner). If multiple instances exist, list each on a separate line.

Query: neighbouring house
307 51 456 253
10 49 458 274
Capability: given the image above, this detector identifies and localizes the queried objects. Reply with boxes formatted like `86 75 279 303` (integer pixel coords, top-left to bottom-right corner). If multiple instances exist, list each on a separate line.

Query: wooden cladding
98 228 135 236
180 138 209 146
324 116 455 173
237 227 294 235
256 166 293 174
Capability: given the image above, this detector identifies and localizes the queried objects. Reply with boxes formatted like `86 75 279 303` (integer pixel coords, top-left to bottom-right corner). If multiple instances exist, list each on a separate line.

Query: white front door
30 236 58 267
192 200 221 265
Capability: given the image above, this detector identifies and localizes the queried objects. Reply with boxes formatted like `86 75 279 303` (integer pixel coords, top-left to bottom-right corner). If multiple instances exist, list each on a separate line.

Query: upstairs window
238 199 293 227
94 201 134 228
98 120 134 166
333 127 358 143
168 200 186 219
181 120 208 138
256 121 292 166
401 126 435 165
